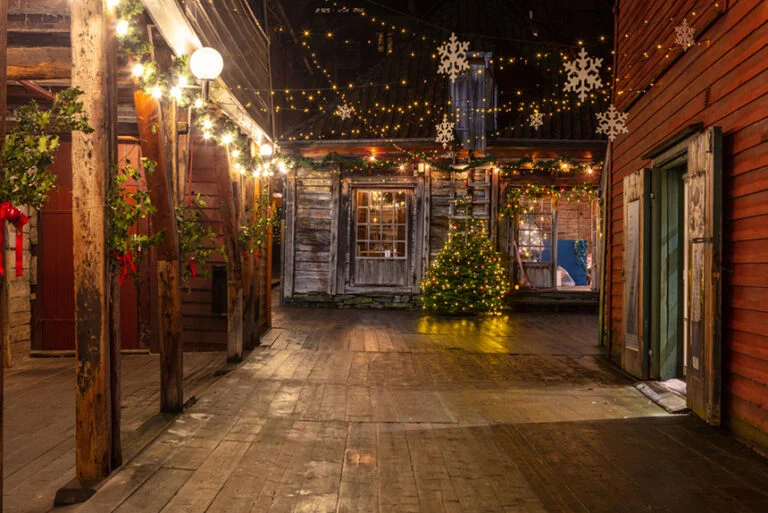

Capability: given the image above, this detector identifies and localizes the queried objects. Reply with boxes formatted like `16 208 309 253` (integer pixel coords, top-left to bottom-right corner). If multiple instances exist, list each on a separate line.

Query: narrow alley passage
65 303 768 513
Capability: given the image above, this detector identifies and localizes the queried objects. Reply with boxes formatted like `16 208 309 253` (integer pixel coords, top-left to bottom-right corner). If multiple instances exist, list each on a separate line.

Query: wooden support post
134 90 183 413
0 0 7 507
71 0 116 487
220 154 243 362
242 177 256 349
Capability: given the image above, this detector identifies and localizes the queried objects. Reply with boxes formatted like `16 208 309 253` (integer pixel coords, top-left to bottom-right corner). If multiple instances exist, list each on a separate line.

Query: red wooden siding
609 0 768 448
180 140 228 351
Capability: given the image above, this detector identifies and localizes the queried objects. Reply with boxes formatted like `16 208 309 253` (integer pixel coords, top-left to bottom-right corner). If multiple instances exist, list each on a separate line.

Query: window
355 189 408 259
518 197 553 263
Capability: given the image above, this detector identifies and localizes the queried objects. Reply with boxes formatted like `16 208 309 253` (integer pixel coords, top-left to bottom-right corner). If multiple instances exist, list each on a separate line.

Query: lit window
518 197 553 263
355 189 408 259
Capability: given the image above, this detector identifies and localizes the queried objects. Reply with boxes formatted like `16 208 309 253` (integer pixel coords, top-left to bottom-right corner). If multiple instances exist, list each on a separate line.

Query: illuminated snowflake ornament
437 33 470 82
596 104 628 142
674 18 695 51
563 48 603 102
435 114 455 149
529 112 544 130
335 103 353 120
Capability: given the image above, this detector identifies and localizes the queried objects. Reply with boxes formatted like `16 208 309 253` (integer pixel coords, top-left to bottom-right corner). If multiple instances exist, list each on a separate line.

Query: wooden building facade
605 0 768 452
281 153 603 309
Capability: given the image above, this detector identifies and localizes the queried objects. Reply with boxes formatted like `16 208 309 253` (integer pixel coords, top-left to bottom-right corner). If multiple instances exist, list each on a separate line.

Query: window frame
353 188 410 260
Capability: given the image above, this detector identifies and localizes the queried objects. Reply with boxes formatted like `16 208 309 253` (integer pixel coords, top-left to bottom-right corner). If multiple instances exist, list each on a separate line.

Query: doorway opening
651 162 686 386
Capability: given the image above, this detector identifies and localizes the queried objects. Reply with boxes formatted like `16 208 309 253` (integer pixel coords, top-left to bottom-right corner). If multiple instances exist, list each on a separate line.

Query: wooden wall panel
610 0 768 449
293 168 333 294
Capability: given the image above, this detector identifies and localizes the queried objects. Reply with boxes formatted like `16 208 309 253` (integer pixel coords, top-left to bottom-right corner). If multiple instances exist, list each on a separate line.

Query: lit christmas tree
420 217 510 314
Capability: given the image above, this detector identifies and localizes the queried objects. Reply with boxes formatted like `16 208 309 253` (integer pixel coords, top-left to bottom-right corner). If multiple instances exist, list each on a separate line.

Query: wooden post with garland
134 89 184 413
220 154 243 362
0 0 7 506
70 0 117 487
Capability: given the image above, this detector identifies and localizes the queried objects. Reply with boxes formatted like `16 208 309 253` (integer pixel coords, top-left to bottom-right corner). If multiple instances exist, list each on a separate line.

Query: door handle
691 237 713 244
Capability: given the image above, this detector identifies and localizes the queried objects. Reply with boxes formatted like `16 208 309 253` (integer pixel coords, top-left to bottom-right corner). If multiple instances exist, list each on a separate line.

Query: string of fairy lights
113 0 290 180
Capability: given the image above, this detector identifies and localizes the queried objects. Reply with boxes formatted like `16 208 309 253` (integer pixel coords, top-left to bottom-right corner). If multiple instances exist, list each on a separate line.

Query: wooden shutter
622 169 649 378
684 127 723 425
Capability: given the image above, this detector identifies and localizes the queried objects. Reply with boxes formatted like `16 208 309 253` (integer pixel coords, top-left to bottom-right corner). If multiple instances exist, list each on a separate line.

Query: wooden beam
7 46 70 80
220 153 243 362
71 0 116 486
134 90 183 413
0 0 8 508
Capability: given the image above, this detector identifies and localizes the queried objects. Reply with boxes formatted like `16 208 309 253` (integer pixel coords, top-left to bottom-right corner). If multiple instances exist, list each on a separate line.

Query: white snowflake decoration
435 114 455 149
437 33 470 83
529 112 544 130
334 103 353 120
674 18 695 51
596 104 628 142
563 48 603 102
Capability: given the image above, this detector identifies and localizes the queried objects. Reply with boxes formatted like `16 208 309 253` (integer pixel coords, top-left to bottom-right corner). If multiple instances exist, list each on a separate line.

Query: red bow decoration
187 258 197 278
0 202 29 277
241 250 249 261
113 250 137 287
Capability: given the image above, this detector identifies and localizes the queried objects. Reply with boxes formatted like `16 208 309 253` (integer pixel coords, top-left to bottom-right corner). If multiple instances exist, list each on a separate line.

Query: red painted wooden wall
35 142 147 351
609 0 768 449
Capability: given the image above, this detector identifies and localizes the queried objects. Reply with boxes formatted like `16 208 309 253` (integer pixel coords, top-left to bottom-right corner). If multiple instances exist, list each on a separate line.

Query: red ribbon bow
113 250 137 287
188 258 197 278
0 202 29 277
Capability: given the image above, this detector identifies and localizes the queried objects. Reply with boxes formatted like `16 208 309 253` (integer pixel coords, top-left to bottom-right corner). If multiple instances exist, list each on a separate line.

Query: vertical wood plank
264 179 273 330
422 169 431 277
282 173 296 300
71 0 116 484
329 171 340 295
0 0 7 506
134 89 183 413
490 168 499 246
220 154 243 362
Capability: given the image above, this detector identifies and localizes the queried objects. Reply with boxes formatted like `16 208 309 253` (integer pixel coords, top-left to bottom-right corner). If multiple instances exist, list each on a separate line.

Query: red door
36 142 143 351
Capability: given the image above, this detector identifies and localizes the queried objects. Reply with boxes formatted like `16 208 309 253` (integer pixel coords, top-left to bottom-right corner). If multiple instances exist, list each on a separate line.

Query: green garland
176 194 220 286
238 191 278 258
573 239 589 273
0 88 93 209
500 183 599 218
107 158 164 285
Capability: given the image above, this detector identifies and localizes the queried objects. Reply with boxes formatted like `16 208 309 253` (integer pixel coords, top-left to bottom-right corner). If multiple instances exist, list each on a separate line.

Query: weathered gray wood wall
292 168 335 294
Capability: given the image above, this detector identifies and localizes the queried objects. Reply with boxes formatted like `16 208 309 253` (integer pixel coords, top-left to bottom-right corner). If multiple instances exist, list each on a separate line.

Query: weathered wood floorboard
50 295 768 513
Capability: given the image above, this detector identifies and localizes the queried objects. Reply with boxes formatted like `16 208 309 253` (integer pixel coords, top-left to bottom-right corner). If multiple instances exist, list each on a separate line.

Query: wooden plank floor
59 299 768 513
3 351 227 513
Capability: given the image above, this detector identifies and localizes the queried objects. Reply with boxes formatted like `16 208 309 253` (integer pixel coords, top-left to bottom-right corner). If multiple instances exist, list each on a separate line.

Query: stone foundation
284 293 418 310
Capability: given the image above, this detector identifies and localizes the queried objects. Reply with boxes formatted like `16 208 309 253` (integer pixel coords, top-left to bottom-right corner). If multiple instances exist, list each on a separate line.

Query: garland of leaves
500 183 599 218
176 194 220 286
238 191 278 259
284 151 601 177
0 88 93 209
106 158 164 285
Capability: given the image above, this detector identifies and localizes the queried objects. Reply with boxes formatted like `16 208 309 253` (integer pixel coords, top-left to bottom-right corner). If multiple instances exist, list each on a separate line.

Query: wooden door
684 127 723 425
622 169 650 378
36 143 142 351
352 188 411 287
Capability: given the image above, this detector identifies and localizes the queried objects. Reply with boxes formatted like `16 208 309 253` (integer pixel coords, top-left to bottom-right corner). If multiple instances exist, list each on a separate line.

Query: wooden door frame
343 178 421 294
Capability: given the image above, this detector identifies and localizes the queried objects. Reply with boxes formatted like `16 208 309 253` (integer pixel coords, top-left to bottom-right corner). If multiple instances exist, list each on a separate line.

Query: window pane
357 224 367 241
357 242 367 256
357 207 368 224
396 242 406 257
396 224 406 241
358 191 368 207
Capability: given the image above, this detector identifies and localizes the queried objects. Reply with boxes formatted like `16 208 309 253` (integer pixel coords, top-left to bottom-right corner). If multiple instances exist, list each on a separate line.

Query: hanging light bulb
193 97 204 109
278 161 288 174
203 131 212 140
202 119 213 130
177 75 188 87
170 86 182 102
151 86 162 99
189 47 223 102
259 143 273 157
221 133 234 145
231 149 241 158
131 62 145 78
116 19 130 37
